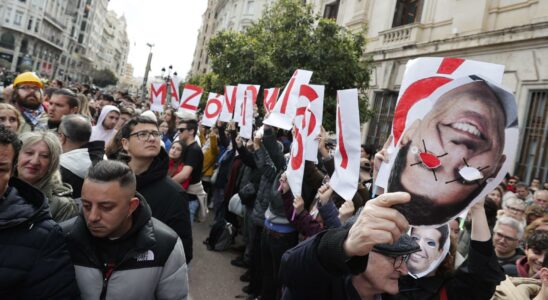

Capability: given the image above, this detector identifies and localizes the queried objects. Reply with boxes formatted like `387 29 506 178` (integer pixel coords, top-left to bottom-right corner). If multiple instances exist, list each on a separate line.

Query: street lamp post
141 43 154 101
161 65 177 110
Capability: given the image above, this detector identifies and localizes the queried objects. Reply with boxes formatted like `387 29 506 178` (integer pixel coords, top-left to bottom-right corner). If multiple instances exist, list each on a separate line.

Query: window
515 90 548 183
28 16 33 30
323 0 340 20
0 32 16 50
246 1 254 14
35 19 40 32
5 7 12 23
14 11 24 26
392 0 423 27
365 91 398 150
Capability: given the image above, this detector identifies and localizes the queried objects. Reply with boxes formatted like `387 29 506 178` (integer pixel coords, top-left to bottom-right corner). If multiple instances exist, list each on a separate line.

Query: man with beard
41 89 79 131
11 72 46 133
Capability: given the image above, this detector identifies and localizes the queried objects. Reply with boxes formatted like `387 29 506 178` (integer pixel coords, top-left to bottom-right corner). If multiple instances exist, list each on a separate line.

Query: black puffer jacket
0 178 80 299
135 149 193 263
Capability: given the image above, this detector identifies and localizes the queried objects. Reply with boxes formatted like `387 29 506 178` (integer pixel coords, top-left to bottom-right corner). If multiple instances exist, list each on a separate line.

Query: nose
29 153 40 164
88 206 101 222
397 261 409 276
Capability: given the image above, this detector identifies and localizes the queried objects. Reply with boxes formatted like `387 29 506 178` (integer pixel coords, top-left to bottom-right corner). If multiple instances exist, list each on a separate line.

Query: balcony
379 23 422 48
43 12 67 31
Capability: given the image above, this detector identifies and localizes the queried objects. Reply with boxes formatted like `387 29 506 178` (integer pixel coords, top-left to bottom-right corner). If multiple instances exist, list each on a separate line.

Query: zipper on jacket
99 263 115 300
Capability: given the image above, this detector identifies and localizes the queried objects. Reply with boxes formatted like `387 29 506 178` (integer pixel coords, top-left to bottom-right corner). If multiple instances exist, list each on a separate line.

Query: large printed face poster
376 57 519 226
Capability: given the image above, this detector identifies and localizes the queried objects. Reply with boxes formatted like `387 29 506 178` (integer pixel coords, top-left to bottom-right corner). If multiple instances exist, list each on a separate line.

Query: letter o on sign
205 98 222 118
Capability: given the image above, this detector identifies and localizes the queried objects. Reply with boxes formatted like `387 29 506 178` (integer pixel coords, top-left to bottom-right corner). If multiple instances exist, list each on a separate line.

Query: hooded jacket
60 141 105 198
135 148 193 263
90 105 120 144
61 193 188 300
0 177 79 299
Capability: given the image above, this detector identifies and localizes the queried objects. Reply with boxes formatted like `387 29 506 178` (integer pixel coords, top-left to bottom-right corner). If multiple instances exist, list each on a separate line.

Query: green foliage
92 68 118 87
206 0 372 130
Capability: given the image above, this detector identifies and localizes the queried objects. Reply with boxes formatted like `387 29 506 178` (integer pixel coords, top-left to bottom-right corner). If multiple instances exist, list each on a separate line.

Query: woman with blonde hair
17 131 78 222
77 93 92 119
0 102 23 133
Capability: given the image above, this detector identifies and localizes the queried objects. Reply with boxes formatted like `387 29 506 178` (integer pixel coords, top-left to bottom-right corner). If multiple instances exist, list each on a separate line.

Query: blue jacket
0 178 80 299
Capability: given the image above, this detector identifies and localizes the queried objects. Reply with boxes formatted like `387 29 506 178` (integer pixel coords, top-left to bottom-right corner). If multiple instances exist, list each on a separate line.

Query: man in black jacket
280 192 419 300
121 116 193 263
61 160 188 299
0 125 79 299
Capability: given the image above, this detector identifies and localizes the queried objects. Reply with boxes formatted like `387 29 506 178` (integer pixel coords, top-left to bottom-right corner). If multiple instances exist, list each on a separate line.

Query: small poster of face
376 58 519 226
408 225 450 278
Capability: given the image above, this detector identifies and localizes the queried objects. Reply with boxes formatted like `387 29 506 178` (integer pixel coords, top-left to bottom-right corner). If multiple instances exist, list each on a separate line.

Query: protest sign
263 69 313 129
219 85 237 122
286 96 309 197
179 84 203 112
239 90 255 139
234 84 260 123
150 82 166 112
169 75 182 109
201 93 224 127
298 84 324 163
329 89 361 201
376 57 518 226
263 87 280 114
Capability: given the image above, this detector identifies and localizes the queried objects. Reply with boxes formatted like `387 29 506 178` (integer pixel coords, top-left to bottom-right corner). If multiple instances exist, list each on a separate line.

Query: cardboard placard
201 93 224 127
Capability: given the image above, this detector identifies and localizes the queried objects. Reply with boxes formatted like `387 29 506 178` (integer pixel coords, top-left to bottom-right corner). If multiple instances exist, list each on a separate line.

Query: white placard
219 85 237 122
201 93 224 127
329 89 361 201
286 96 309 197
150 82 166 112
299 84 324 163
179 84 203 112
234 84 260 123
238 90 255 139
263 69 313 130
263 87 280 114
169 75 182 109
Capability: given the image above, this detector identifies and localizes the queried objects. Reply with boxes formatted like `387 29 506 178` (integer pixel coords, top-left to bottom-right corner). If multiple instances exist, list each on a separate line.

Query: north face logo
135 250 155 262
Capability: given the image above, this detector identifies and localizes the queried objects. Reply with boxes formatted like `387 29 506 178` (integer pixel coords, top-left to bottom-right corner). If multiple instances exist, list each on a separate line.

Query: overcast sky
108 0 208 79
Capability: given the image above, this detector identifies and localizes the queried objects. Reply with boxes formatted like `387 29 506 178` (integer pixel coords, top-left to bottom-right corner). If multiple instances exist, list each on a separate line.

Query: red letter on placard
150 83 166 104
224 86 237 113
290 128 304 170
264 88 279 113
180 84 203 111
337 102 348 169
169 80 180 101
246 85 258 104
205 98 222 118
280 71 298 113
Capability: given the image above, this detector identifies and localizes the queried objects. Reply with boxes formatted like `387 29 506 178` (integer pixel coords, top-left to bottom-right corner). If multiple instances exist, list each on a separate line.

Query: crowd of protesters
0 71 547 300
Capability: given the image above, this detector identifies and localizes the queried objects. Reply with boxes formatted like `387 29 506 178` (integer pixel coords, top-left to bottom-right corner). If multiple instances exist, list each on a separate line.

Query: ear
121 138 129 152
401 119 421 146
540 267 548 282
128 196 140 216
70 106 79 114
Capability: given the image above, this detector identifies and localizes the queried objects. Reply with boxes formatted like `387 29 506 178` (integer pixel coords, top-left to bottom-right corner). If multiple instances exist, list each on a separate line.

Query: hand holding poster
234 84 260 123
376 57 518 226
239 90 254 139
329 89 361 201
286 96 309 197
219 85 237 122
201 93 224 127
150 82 166 112
263 69 313 130
179 84 204 113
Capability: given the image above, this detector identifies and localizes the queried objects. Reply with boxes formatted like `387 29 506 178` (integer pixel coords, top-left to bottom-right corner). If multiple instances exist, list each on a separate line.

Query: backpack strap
440 287 448 300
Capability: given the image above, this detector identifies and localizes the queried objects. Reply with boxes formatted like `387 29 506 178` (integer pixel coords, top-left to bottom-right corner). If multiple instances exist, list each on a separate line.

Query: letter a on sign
179 84 204 113
263 69 313 130
286 96 309 197
201 93 224 127
170 75 182 109
329 89 361 201
150 82 166 112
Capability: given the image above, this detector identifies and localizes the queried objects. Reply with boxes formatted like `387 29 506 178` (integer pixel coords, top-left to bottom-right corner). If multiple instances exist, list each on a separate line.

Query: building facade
0 0 129 85
309 0 548 183
189 0 274 77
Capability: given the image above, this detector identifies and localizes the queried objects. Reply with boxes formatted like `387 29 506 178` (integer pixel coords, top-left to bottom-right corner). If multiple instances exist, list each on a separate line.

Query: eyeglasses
494 231 519 242
373 249 410 269
17 85 41 92
177 127 189 133
129 130 161 141
507 206 525 214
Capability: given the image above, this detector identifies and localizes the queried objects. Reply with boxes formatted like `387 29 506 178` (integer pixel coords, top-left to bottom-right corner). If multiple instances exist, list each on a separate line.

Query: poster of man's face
376 58 518 226
408 225 450 278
